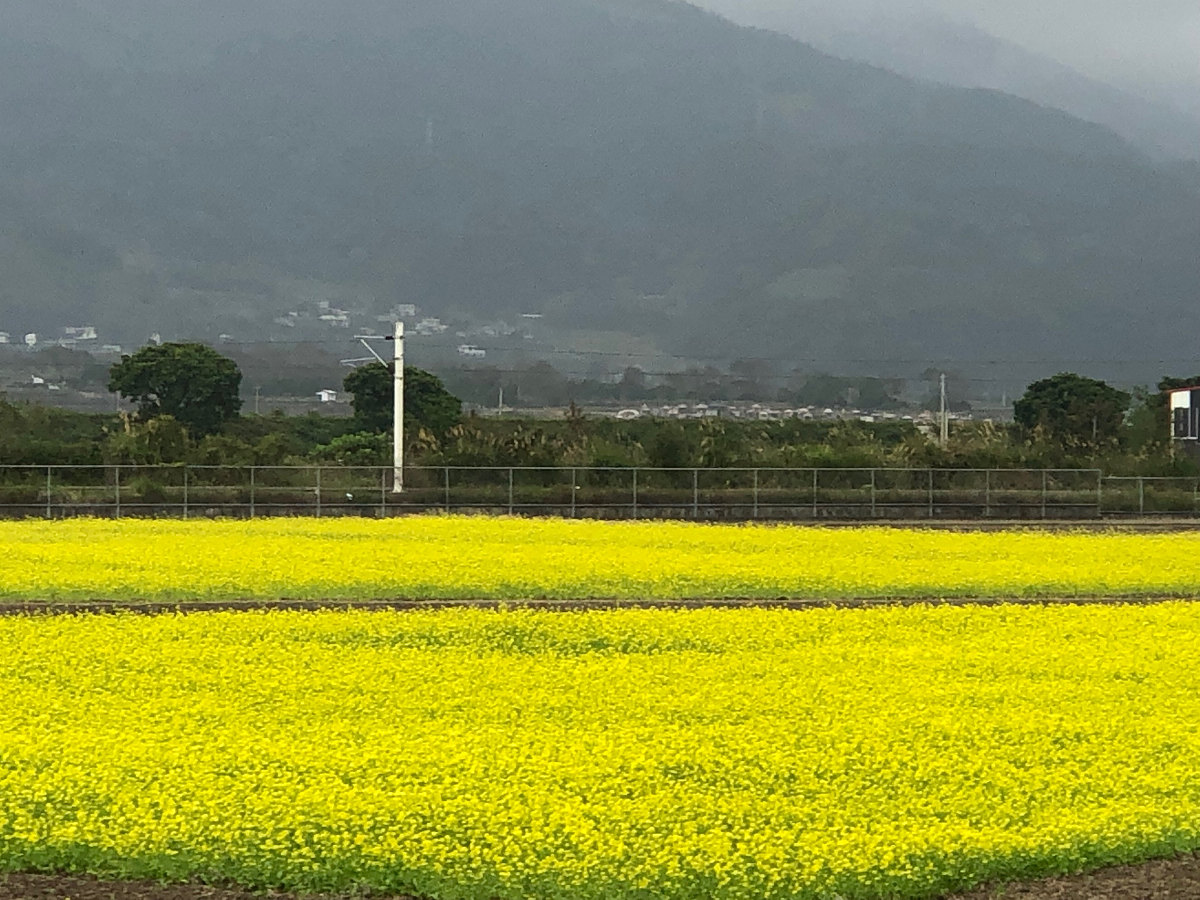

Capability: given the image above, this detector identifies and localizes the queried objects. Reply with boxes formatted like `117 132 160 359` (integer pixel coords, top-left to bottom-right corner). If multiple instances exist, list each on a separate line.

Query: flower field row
3 605 1200 898
2 516 1199 601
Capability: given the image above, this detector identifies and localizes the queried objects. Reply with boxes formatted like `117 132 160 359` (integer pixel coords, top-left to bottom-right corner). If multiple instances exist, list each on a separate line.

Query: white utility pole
392 321 405 493
939 373 949 448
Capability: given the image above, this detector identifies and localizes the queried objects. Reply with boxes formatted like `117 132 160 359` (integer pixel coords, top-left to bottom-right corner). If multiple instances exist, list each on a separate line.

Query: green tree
108 343 242 436
312 431 391 466
343 363 392 433
103 415 190 465
1014 373 1130 448
343 363 462 435
648 423 690 469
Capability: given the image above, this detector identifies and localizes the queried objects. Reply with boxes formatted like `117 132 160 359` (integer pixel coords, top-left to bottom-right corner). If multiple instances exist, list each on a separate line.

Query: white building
1169 384 1200 442
63 325 98 341
319 310 350 327
415 317 448 335
316 389 339 403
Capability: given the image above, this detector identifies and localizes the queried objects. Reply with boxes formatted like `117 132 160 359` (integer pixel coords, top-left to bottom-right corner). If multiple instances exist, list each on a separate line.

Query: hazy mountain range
695 1 1200 162
2 0 1198 383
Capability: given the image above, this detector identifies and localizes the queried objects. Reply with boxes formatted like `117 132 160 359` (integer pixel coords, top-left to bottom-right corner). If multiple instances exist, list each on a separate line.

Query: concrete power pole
939 373 949 448
392 321 405 493
347 327 405 494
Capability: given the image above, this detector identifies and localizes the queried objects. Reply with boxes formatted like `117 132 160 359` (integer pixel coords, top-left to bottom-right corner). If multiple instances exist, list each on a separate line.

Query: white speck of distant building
416 317 448 335
319 310 350 327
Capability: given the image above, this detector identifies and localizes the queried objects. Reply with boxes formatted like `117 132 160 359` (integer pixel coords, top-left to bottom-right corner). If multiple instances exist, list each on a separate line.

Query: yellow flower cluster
3 606 1200 898
2 517 1199 602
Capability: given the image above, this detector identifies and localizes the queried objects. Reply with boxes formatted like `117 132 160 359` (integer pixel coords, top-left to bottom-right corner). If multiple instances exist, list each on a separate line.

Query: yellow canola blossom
3 606 1200 898
1 516 1199 601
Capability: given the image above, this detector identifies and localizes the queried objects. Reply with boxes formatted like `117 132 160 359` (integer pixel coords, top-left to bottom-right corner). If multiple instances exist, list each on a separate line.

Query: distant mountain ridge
696 2 1200 162
1 0 1198 382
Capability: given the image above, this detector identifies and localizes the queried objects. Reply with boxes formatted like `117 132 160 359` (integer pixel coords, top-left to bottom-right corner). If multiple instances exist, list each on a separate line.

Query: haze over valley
3 0 1199 396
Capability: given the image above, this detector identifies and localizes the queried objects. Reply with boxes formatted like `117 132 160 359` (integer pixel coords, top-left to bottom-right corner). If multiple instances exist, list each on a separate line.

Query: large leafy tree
343 363 462 435
108 343 242 436
1014 373 1130 447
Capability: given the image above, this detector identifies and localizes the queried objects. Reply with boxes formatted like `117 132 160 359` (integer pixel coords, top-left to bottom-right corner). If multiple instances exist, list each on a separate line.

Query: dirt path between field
0 595 1197 616
7 855 1200 900
950 851 1200 898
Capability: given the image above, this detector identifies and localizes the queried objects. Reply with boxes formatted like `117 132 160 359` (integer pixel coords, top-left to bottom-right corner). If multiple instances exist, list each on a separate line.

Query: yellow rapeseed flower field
3 606 1200 898
1 516 1198 601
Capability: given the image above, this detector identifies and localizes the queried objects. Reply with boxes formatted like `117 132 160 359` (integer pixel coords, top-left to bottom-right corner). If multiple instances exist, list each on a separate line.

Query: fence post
812 469 818 518
632 468 639 519
315 467 322 518
380 468 387 518
183 467 189 520
1041 470 1048 519
1138 476 1145 516
870 469 877 518
753 469 759 520
692 469 699 519
985 469 991 518
114 465 121 519
508 467 514 516
927 469 934 518
249 467 256 519
1096 471 1103 518
570 468 577 519
444 467 451 513
45 466 52 519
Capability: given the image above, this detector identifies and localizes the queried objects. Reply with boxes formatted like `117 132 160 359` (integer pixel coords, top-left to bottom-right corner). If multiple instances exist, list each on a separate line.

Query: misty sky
704 0 1200 89
937 0 1199 85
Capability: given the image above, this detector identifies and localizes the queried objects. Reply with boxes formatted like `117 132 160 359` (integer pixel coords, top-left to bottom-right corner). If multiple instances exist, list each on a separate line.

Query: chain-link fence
0 465 1146 520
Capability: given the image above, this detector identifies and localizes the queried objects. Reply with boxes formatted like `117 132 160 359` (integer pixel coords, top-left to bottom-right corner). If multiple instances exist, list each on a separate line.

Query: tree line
0 342 1196 476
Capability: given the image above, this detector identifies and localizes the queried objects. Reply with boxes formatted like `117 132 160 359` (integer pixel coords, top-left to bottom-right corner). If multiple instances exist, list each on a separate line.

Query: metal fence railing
0 465 1162 521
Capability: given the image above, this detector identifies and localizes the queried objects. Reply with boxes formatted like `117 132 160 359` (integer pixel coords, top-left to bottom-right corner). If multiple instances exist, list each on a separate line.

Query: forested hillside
3 0 1199 375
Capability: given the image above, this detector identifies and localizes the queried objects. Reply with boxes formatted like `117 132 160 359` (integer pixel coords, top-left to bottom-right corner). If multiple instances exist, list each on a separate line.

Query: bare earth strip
1 595 1198 617
7 854 1200 900
950 851 1200 899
